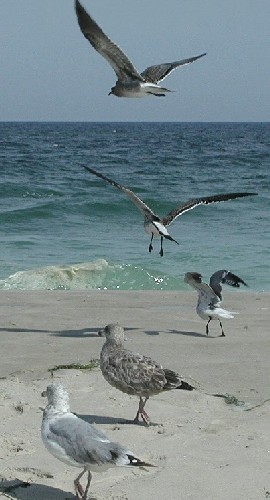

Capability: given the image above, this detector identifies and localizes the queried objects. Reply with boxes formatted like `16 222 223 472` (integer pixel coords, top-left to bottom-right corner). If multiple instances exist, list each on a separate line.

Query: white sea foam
0 259 181 291
0 259 109 290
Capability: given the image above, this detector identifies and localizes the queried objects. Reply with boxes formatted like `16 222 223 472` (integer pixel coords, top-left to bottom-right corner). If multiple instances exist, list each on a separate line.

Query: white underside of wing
144 220 170 237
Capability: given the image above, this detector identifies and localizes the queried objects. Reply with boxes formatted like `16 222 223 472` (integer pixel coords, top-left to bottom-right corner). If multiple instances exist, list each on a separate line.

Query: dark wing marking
162 368 194 390
222 271 248 288
141 53 206 83
126 454 154 467
84 166 157 219
75 0 143 82
210 270 248 299
162 192 258 227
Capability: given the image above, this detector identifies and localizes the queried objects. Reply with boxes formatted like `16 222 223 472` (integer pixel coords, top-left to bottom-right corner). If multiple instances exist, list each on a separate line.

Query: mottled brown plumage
99 324 194 424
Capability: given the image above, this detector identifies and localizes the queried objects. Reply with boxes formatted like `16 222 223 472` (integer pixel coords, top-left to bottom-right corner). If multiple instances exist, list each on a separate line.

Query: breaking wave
0 259 183 291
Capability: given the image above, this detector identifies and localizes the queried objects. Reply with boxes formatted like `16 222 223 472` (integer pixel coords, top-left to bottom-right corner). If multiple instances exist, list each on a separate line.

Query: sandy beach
0 290 269 500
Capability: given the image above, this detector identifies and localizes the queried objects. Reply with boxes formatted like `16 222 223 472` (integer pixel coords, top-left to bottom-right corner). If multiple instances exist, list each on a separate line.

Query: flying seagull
75 0 206 97
184 270 248 337
84 165 258 256
41 383 154 500
99 324 194 425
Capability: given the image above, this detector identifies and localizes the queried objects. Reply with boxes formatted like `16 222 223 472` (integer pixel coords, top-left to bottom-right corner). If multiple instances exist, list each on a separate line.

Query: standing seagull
75 0 206 97
84 165 257 256
41 384 153 500
99 324 194 425
184 270 248 337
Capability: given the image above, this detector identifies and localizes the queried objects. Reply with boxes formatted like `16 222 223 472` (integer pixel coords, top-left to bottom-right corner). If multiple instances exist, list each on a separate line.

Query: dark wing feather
141 53 206 83
162 192 258 227
84 166 157 219
210 270 248 299
75 0 143 82
222 271 248 288
163 368 194 391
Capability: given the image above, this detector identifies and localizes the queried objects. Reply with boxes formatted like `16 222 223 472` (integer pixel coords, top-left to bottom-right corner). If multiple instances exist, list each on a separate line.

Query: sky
1 0 270 122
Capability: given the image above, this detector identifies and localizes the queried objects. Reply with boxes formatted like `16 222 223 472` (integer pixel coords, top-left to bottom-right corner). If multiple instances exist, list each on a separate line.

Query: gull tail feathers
163 369 195 391
126 455 156 468
177 380 195 391
164 234 179 245
207 307 237 319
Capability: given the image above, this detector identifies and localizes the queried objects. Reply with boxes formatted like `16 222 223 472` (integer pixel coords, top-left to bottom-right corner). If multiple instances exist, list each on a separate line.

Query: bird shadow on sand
143 330 160 336
0 478 75 500
0 327 51 334
53 327 101 338
0 327 100 338
168 329 208 338
53 326 139 338
143 328 207 338
77 413 146 427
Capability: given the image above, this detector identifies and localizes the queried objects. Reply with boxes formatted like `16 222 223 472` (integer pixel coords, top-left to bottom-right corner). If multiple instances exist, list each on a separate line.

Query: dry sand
0 290 269 500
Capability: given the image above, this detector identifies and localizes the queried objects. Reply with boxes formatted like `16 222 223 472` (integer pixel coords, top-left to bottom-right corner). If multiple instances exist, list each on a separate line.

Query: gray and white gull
84 165 258 256
184 270 248 337
75 0 206 97
41 383 153 500
99 324 194 425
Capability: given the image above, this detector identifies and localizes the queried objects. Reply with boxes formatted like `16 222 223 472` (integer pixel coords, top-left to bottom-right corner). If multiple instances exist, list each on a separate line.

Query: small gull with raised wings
75 0 206 97
41 383 153 499
184 270 248 337
84 165 258 256
99 323 194 425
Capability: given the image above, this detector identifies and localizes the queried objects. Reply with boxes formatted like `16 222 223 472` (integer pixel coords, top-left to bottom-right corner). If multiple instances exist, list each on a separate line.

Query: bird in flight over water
84 166 258 256
184 270 248 337
75 0 206 97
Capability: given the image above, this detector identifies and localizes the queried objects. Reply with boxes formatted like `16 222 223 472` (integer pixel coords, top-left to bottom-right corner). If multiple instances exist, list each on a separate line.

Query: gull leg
149 234 154 253
82 471 92 500
206 317 211 336
74 468 87 499
140 396 150 425
159 237 164 257
133 408 140 424
219 320 225 337
134 397 150 425
133 397 143 423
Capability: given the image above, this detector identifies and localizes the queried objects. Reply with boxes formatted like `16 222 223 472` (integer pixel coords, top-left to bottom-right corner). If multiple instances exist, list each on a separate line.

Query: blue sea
0 122 269 291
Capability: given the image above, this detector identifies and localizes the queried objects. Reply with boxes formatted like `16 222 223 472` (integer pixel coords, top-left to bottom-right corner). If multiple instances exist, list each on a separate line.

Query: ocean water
0 122 269 291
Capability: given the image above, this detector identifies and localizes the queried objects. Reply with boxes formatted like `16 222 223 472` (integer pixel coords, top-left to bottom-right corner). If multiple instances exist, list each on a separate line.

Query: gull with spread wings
75 0 206 97
84 166 257 256
184 270 248 337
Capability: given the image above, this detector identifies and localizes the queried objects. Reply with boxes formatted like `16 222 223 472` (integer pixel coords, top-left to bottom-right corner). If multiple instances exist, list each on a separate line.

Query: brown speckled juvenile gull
41 383 154 500
75 0 206 97
99 324 194 425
